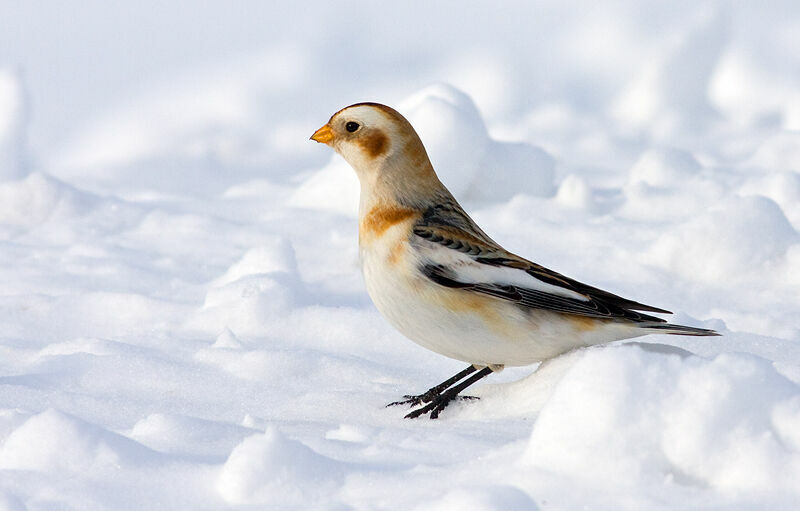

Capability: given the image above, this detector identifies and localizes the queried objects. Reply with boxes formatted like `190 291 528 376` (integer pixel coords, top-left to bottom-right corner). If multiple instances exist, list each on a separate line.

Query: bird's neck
358 170 446 218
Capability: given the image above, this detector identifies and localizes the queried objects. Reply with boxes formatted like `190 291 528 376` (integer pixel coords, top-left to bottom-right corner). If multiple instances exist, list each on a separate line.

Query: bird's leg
387 365 477 408
405 367 495 419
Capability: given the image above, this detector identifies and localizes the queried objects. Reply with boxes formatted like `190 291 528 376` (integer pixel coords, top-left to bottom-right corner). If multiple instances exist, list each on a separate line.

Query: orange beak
310 123 335 144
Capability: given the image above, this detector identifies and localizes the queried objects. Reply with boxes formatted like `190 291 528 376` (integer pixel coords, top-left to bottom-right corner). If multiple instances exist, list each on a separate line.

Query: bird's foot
387 393 479 409
386 365 493 419
404 389 478 419
386 390 438 408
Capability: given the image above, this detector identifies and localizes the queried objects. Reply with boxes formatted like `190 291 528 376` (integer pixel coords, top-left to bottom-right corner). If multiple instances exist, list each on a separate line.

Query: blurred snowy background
1 1 800 509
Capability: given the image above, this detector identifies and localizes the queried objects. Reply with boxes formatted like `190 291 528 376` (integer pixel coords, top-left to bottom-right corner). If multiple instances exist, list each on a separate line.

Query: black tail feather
641 323 720 337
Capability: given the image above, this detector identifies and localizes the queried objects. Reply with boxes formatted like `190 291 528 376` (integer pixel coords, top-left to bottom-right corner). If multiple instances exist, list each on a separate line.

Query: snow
1 1 799 509
524 348 800 493
217 427 346 507
0 68 28 181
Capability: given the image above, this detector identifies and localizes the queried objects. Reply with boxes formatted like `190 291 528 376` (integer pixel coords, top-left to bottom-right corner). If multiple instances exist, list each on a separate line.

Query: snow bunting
311 102 718 419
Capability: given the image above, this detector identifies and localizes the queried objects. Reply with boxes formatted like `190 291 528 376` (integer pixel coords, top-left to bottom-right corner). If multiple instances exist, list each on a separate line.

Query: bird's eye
345 121 360 133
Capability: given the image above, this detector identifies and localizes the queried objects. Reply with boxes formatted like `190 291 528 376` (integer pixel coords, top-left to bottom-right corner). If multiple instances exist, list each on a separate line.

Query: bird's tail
639 322 720 337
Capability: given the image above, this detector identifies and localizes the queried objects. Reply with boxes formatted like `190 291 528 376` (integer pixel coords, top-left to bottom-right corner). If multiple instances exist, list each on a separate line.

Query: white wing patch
415 241 590 302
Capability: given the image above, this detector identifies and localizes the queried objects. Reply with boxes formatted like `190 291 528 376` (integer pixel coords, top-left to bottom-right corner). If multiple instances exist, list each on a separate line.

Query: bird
310 102 719 419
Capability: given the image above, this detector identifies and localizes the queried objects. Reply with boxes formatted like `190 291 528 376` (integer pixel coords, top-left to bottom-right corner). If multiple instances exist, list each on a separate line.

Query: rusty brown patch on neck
357 130 389 158
360 204 418 239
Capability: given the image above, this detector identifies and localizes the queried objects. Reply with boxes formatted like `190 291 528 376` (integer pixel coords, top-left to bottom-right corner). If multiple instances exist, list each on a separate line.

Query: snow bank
186 237 303 335
740 171 800 230
399 84 489 197
523 348 800 493
555 174 597 211
0 172 145 247
627 148 702 188
612 8 726 138
0 68 28 181
748 131 800 174
0 409 158 473
619 147 726 222
288 158 359 216
129 413 255 457
709 41 800 128
523 346 800 495
0 172 100 231
646 195 798 284
402 84 555 201
217 427 345 506
419 485 540 511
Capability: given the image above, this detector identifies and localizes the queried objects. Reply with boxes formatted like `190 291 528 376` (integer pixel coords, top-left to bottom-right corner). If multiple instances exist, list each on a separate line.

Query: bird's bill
310 123 334 144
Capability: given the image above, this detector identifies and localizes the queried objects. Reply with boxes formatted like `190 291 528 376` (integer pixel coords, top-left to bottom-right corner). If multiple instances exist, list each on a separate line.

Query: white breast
358 225 643 366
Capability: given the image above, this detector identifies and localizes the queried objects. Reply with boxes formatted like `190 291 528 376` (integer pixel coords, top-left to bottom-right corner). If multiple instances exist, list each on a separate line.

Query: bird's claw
386 391 436 408
387 393 478 410
404 393 480 419
386 365 492 418
393 394 480 419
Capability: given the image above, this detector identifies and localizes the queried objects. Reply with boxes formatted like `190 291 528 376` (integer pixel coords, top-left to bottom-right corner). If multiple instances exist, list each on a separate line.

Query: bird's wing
412 202 670 323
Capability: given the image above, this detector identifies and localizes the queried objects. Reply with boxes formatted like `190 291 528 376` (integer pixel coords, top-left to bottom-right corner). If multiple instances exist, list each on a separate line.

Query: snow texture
1 1 799 509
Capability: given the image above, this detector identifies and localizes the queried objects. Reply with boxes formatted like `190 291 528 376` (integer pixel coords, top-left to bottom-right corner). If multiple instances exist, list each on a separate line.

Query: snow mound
400 83 555 202
400 83 488 197
420 485 540 511
0 172 142 245
467 141 555 201
0 172 100 230
627 148 702 187
0 68 28 181
523 346 800 494
646 195 798 284
36 337 116 357
129 412 255 457
187 238 302 335
740 171 800 230
212 327 243 349
709 46 800 127
619 148 727 221
288 158 359 216
217 427 344 506
0 409 158 473
555 174 597 212
748 131 800 173
612 8 726 137
211 238 297 287
324 423 371 443
196 272 297 332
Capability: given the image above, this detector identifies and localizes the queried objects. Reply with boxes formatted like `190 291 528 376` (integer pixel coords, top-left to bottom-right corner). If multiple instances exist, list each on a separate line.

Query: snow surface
1 1 800 509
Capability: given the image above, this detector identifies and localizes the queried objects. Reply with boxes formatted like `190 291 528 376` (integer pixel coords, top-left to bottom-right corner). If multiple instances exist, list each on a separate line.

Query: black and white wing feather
412 199 671 323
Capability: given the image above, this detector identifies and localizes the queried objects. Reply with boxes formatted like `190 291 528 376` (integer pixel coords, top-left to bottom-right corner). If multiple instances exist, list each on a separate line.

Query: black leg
387 364 477 408
405 367 494 419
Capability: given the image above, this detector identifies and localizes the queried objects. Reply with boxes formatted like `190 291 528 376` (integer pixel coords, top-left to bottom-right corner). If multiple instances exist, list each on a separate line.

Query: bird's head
311 103 441 203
